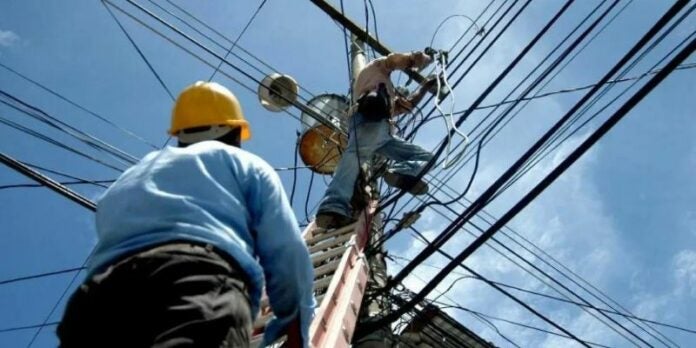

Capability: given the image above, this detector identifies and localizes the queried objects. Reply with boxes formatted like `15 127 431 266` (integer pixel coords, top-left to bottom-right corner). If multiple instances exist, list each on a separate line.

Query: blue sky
0 1 694 347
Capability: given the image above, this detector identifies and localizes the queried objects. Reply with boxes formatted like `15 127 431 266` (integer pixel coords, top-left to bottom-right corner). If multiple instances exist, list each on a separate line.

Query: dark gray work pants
57 243 253 348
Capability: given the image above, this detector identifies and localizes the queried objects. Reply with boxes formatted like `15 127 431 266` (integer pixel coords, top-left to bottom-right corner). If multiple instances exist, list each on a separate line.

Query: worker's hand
412 51 433 69
423 47 448 63
423 74 439 88
424 46 437 57
284 318 302 348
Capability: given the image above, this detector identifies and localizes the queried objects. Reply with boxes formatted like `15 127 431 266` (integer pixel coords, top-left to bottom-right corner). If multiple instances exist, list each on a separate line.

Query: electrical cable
451 62 696 116
388 228 593 347
289 132 300 207
109 0 349 142
407 0 528 135
438 0 636 179
0 91 140 165
364 25 695 339
103 0 341 148
379 0 538 211
372 17 688 338
417 173 677 345
374 194 650 347
21 161 115 188
494 15 696 201
0 180 114 190
385 0 631 225
384 0 688 292
102 0 175 101
438 304 614 348
339 0 352 87
0 62 158 149
430 0 622 208
0 322 60 334
432 53 470 170
0 115 127 172
429 14 482 49
208 0 268 81
0 267 85 286
304 171 315 223
0 152 97 347
390 253 696 337
148 0 352 128
153 0 336 106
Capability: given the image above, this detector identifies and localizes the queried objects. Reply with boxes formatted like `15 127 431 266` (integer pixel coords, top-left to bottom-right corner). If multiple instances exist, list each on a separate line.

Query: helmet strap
177 125 241 148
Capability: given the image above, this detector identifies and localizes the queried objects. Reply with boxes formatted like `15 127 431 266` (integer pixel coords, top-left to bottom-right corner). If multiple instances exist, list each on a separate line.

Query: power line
385 0 689 294
366 14 695 339
147 0 352 126
108 0 349 141
19 162 115 189
0 180 114 190
379 0 541 211
0 152 96 347
0 62 158 149
0 115 127 172
0 322 59 334
0 267 85 286
209 0 268 81
0 90 140 165
381 27 694 348
389 254 696 336
394 228 593 348
102 0 175 101
439 304 615 348
452 62 696 115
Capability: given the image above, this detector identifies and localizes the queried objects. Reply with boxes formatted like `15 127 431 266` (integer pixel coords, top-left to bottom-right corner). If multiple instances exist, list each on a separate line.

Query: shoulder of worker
187 141 278 178
384 51 431 70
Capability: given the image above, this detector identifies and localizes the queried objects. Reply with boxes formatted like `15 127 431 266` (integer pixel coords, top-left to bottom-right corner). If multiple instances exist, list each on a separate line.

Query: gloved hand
423 74 443 89
422 74 449 101
424 47 448 63
424 46 438 57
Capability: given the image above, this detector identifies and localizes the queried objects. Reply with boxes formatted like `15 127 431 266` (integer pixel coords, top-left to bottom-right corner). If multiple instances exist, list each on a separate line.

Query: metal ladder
251 203 375 347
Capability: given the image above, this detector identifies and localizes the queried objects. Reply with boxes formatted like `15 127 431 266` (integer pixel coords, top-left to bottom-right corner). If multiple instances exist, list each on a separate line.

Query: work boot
315 212 356 230
384 171 428 195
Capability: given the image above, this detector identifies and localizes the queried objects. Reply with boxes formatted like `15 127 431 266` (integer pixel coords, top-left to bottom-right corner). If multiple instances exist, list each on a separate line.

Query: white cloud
673 249 696 298
0 29 20 47
380 2 696 346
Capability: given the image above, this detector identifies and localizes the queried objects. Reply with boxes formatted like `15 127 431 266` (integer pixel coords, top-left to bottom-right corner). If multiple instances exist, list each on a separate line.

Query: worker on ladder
316 50 439 230
58 82 315 348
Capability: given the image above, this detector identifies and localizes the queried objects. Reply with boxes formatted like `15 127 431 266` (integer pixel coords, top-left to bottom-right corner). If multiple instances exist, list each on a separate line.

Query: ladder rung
312 245 348 267
314 258 342 279
309 232 353 254
305 222 356 246
314 275 333 292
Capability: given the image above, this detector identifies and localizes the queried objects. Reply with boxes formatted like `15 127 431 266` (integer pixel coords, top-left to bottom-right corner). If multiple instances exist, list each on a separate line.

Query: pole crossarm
309 0 428 85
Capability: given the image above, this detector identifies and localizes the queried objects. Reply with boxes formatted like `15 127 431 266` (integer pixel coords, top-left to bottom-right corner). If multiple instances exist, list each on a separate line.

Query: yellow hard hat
169 81 251 141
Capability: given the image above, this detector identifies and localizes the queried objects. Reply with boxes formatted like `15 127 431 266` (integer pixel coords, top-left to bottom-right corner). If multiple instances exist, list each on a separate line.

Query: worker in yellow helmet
57 82 315 348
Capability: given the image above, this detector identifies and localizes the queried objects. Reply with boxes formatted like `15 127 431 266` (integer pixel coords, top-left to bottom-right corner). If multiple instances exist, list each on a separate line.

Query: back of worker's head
169 81 251 148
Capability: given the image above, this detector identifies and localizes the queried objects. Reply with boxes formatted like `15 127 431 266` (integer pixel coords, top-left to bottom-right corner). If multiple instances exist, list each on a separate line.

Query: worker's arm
383 51 432 72
393 75 439 116
250 163 315 348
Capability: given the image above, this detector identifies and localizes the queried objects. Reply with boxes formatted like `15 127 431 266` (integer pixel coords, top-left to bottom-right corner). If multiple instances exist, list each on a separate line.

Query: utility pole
350 35 366 96
348 36 391 348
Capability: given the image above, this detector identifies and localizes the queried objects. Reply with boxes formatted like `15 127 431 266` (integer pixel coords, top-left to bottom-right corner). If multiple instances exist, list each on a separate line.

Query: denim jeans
317 112 433 217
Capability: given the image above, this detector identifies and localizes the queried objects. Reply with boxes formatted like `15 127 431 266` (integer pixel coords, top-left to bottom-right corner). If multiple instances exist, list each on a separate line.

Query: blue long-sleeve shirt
90 141 315 346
